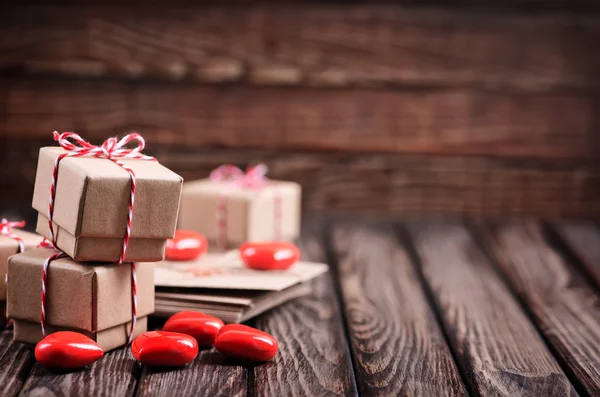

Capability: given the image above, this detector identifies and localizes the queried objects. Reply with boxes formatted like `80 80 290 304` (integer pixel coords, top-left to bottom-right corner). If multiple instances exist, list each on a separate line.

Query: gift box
7 248 154 351
32 146 183 262
179 178 301 249
0 228 42 300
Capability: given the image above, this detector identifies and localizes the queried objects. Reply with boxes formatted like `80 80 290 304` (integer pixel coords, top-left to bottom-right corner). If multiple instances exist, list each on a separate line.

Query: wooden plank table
1 219 600 397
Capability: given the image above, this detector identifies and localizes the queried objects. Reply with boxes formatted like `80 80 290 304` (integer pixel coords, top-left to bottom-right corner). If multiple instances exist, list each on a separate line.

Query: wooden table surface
1 219 600 397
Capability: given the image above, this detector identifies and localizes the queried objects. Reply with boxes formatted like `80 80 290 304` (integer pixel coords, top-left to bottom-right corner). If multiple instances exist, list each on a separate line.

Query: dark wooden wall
1 4 599 223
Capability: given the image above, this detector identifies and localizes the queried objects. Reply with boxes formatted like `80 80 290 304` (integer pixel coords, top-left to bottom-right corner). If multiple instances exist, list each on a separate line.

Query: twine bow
41 131 155 343
209 163 269 188
53 131 154 161
209 164 281 250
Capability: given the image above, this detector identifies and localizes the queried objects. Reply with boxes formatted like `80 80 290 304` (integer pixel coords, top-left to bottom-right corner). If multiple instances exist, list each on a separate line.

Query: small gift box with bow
7 248 154 351
31 132 183 262
0 219 42 301
178 164 301 250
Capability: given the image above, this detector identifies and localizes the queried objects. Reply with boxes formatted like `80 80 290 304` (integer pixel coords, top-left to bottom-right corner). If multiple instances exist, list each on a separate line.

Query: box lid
182 178 300 200
32 147 183 239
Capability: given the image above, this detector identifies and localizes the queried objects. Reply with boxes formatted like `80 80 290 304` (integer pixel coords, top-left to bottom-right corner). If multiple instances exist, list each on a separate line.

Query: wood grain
1 7 599 90
139 151 600 218
4 79 600 160
135 350 247 397
480 222 600 396
549 221 600 289
0 330 35 397
406 222 577 396
330 222 466 395
19 347 138 397
3 142 600 224
249 221 358 397
137 279 247 396
3 0 600 12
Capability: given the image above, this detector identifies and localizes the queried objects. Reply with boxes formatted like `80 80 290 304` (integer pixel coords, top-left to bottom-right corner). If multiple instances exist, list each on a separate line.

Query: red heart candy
239 242 300 270
214 324 278 362
35 331 104 369
162 311 224 347
166 230 208 261
131 331 198 366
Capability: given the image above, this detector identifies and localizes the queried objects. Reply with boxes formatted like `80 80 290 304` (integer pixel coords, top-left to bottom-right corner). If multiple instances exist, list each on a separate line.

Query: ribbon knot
0 219 25 236
210 163 269 188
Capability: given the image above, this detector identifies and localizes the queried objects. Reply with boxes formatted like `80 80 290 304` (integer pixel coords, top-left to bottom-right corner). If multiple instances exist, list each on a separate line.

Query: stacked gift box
0 220 42 327
5 134 183 351
4 134 306 352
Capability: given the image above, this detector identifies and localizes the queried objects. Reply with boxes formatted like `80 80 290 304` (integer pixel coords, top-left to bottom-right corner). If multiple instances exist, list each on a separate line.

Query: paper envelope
153 251 328 291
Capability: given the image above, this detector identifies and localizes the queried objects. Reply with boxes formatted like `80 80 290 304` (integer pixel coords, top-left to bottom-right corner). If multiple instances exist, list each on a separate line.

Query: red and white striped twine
216 190 229 252
38 238 66 337
1 218 26 329
209 164 282 250
41 131 155 344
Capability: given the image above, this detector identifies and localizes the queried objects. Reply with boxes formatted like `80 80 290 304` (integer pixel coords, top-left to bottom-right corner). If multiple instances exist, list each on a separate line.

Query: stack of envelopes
152 251 328 323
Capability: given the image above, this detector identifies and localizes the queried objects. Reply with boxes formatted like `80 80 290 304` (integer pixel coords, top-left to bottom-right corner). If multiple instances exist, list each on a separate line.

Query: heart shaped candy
35 331 104 369
240 242 300 270
166 230 208 261
215 324 278 362
132 331 198 366
163 311 224 347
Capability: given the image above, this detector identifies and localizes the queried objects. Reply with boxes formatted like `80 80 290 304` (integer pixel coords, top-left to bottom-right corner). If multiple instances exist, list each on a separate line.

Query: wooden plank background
1 7 599 92
480 222 600 396
1 219 600 395
248 220 357 397
330 223 466 395
549 221 600 289
405 222 577 396
1 4 599 218
3 141 600 226
4 79 600 159
0 330 35 397
3 1 600 12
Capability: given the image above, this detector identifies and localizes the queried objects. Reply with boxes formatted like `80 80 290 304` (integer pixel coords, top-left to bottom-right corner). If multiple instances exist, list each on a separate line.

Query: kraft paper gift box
0 229 42 301
178 179 301 248
32 147 183 262
7 248 155 351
